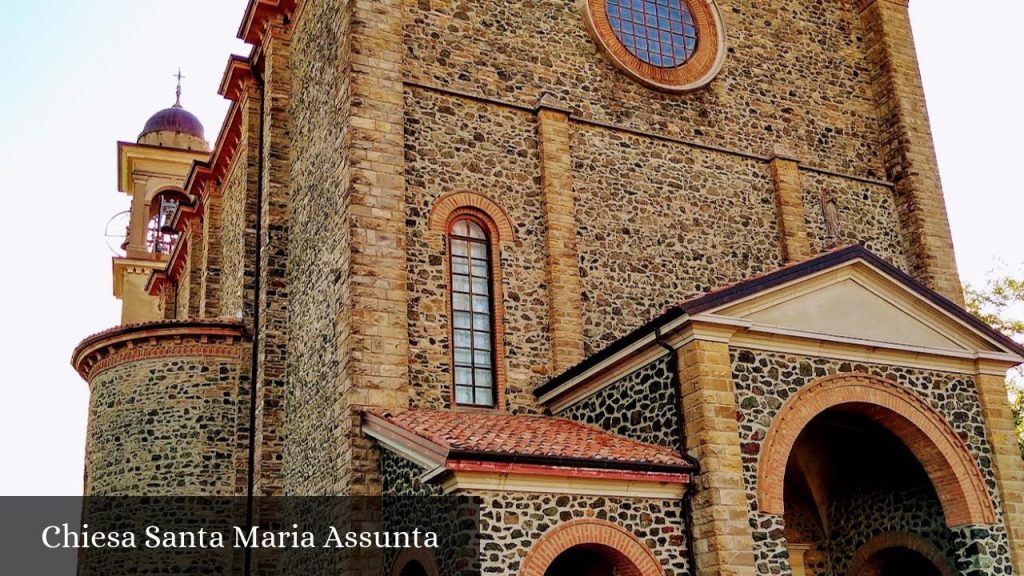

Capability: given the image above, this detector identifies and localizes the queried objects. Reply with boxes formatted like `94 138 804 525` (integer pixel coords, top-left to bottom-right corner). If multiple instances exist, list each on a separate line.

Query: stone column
537 94 586 374
678 337 756 576
252 25 293 498
126 175 150 257
976 367 1024 571
859 0 963 305
787 544 809 576
769 146 811 263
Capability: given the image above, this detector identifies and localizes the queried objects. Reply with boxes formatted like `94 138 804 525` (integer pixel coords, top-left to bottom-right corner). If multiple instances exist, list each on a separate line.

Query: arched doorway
519 519 664 576
391 548 440 576
544 544 644 576
846 532 955 576
855 547 942 576
757 374 996 575
758 374 995 527
782 408 954 574
397 560 428 576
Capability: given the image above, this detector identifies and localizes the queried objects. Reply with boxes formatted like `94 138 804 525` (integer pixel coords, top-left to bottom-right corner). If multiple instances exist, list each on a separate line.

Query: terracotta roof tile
363 408 692 470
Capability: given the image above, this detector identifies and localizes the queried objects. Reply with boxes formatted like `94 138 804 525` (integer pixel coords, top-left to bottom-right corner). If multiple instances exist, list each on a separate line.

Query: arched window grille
448 216 497 407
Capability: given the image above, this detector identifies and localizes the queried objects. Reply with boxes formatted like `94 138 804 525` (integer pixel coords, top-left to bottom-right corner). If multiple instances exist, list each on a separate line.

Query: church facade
71 1 1024 575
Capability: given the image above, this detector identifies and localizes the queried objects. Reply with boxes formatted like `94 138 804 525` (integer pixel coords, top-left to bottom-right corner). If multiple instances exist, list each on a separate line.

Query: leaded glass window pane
449 216 498 407
606 0 699 68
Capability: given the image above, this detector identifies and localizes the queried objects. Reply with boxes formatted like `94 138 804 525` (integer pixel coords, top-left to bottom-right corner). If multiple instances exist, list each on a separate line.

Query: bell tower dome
111 71 211 325
137 70 209 152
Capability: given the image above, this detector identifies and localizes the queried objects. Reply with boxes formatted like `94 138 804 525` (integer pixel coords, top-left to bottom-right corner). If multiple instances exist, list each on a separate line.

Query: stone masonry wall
380 449 442 498
470 490 689 576
219 154 248 319
398 0 921 390
558 355 680 450
201 193 223 317
285 0 354 495
573 123 782 353
731 348 1012 575
85 352 241 496
801 171 908 268
276 0 953 496
404 86 546 413
403 0 884 177
380 449 689 574
827 487 954 575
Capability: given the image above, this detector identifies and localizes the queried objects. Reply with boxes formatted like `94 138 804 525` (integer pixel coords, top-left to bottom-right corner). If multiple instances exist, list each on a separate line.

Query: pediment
706 261 1004 354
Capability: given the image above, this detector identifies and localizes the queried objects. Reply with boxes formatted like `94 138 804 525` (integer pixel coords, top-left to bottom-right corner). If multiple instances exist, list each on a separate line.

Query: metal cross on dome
173 68 185 107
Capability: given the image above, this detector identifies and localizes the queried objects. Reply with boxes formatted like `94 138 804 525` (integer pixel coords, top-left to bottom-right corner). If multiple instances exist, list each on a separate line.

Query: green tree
964 272 1024 457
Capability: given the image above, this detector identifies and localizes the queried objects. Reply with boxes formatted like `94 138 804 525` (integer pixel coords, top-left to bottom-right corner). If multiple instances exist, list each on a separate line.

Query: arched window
147 189 189 254
448 215 497 408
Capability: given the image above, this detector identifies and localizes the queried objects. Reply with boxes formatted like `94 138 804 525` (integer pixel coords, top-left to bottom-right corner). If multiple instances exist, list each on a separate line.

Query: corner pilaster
200 192 223 317
537 94 586 373
859 0 963 305
340 0 411 497
252 25 293 497
677 336 756 576
187 223 204 318
975 366 1024 571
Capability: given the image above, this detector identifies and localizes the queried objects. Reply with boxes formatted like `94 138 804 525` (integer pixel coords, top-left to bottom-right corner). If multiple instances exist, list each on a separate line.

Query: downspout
243 63 267 576
655 327 701 576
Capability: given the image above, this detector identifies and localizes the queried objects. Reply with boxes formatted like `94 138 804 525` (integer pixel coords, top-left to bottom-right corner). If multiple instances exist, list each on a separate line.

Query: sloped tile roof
363 408 693 471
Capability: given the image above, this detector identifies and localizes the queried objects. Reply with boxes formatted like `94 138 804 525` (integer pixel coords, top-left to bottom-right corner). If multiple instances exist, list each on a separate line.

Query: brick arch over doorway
757 373 996 528
518 519 665 576
845 531 956 576
390 547 440 576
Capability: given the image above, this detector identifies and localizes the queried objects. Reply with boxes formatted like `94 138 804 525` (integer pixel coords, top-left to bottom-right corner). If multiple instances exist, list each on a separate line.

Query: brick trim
582 0 726 92
428 192 516 243
87 343 239 381
390 547 440 576
519 519 665 576
72 320 245 380
443 208 509 410
845 531 955 576
757 373 996 527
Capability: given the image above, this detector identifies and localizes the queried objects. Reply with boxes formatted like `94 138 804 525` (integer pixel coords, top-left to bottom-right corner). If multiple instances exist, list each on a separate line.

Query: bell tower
113 73 210 325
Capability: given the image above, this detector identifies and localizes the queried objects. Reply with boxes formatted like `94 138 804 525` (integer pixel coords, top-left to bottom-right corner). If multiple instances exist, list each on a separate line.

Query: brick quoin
846 531 956 576
519 519 664 576
757 374 996 528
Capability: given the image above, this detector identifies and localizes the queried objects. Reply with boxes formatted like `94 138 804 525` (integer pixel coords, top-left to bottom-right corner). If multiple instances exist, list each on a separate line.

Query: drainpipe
243 63 267 576
655 327 701 576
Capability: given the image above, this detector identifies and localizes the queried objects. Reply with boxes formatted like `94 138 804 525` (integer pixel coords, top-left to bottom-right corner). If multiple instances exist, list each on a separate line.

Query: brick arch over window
519 519 665 576
758 374 996 528
390 547 440 576
428 192 516 243
845 531 955 576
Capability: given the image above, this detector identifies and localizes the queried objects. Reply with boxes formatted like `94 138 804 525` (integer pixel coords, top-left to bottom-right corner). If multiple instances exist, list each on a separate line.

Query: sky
0 1 1021 496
